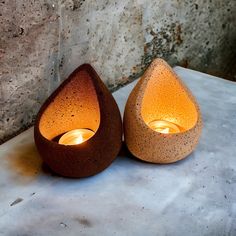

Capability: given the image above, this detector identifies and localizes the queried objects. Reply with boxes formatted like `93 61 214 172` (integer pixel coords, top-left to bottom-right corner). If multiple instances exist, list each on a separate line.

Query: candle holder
124 58 202 163
34 64 122 177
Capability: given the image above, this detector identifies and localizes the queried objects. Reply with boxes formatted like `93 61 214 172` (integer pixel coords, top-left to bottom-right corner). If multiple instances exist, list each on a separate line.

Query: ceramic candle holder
124 58 202 163
34 64 122 177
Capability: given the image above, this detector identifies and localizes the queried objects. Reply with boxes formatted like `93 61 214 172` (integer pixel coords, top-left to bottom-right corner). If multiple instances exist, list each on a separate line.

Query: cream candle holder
124 58 202 163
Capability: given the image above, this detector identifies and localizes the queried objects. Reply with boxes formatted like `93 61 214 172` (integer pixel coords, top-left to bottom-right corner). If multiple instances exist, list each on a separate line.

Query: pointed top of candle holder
124 58 202 163
34 64 122 177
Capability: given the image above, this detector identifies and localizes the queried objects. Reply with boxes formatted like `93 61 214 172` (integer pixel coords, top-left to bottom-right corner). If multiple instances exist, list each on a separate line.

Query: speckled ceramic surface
34 64 122 178
0 67 236 236
124 59 202 163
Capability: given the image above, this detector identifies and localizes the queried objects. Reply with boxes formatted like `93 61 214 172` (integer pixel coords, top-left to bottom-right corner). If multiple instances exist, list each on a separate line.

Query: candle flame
74 133 84 144
59 129 95 145
159 127 170 134
148 120 181 134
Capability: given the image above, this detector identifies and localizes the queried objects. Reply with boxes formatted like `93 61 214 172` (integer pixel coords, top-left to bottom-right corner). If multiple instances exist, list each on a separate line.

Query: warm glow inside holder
34 64 122 178
124 58 202 163
148 120 182 134
58 129 95 145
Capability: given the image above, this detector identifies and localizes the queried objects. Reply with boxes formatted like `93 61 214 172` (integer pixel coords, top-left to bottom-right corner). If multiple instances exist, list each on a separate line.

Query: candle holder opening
39 67 100 145
141 62 198 134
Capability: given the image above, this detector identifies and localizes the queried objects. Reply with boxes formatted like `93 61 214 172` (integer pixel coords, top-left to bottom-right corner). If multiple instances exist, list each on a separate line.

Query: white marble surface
0 67 236 236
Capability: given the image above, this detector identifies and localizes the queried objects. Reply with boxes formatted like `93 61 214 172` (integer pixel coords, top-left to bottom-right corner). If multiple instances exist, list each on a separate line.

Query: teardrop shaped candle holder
124 58 202 163
34 64 122 177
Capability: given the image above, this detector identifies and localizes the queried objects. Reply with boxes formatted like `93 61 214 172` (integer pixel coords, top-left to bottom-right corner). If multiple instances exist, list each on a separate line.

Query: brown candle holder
124 58 202 163
34 64 122 177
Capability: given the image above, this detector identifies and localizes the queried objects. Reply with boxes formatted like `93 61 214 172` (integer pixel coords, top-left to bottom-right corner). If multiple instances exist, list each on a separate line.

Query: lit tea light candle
59 129 95 145
148 120 181 134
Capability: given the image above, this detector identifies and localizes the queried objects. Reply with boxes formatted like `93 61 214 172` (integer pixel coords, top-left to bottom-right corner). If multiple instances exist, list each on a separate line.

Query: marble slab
0 67 236 236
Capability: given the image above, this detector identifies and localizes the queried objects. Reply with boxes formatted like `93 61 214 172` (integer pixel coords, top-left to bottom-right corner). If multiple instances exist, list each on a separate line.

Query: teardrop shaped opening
141 61 198 133
39 69 100 142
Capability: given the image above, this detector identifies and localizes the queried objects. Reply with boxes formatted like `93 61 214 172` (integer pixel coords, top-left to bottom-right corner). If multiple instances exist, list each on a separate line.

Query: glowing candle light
59 129 95 145
148 120 181 134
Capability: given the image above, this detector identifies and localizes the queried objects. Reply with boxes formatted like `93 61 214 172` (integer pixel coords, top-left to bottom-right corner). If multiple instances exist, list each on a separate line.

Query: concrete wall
1 0 236 143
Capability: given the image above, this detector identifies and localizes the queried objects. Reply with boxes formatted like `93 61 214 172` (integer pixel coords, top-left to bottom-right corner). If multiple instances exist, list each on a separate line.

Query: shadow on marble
6 142 60 182
5 136 198 186
7 142 42 175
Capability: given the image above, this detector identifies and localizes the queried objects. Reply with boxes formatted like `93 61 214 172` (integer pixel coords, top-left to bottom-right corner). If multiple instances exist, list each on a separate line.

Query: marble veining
0 67 236 236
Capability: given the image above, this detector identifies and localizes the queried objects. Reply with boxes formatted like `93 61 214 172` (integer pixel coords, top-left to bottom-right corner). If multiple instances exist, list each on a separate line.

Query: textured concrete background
0 0 236 143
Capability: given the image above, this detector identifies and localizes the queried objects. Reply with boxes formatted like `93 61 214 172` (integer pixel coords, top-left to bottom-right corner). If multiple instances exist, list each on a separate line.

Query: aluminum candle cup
124 58 202 163
34 64 122 177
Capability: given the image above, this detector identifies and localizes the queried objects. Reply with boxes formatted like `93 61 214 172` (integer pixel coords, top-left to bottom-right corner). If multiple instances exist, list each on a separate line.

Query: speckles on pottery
124 58 202 163
34 64 122 177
